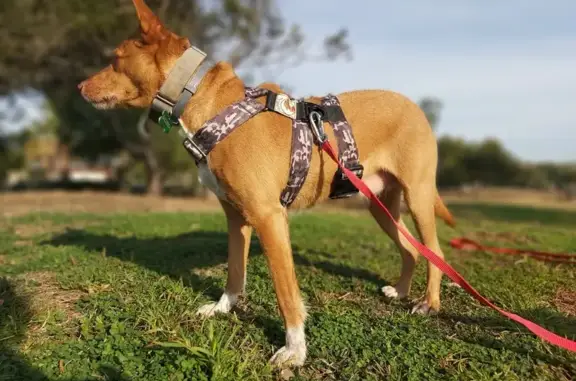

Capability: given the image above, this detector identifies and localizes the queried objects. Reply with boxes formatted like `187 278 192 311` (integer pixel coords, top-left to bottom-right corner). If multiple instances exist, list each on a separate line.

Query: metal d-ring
309 110 327 144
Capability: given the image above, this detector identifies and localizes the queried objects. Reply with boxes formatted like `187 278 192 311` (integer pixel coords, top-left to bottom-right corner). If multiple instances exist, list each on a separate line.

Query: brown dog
79 0 455 367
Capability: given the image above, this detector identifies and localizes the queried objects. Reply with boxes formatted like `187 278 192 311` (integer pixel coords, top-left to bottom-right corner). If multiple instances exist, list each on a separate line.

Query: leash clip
309 110 327 144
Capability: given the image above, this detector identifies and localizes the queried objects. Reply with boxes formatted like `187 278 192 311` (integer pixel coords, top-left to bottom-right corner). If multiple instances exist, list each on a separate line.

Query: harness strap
182 93 265 162
245 87 315 207
321 95 364 199
245 87 315 206
280 119 313 206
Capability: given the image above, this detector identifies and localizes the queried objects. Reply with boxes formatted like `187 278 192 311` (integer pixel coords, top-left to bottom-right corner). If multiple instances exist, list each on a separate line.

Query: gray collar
149 46 212 125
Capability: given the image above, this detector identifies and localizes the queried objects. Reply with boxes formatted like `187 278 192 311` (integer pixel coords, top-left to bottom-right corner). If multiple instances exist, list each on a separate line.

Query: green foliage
0 208 575 380
0 0 351 194
437 136 576 190
0 130 28 183
418 97 443 131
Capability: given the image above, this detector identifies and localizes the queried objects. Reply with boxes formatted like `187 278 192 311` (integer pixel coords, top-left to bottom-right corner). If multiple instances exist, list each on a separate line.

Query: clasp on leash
309 110 327 144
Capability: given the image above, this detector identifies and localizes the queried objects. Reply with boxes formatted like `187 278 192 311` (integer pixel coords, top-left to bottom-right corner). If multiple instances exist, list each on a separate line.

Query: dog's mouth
83 94 119 110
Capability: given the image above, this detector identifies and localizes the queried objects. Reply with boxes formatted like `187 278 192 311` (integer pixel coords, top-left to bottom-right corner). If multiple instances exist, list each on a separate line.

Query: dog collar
149 46 212 131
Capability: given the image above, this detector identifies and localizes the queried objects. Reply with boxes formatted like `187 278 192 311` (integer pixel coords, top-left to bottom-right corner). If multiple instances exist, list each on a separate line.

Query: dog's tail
434 192 456 227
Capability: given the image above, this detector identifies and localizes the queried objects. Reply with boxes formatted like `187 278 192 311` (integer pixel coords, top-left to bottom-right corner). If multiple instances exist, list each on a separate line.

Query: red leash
450 237 576 264
321 141 576 353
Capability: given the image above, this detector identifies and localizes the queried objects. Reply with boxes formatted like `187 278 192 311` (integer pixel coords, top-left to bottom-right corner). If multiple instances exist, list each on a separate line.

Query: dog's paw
410 300 439 315
196 302 225 317
381 285 407 299
270 345 306 368
196 302 229 317
196 293 237 317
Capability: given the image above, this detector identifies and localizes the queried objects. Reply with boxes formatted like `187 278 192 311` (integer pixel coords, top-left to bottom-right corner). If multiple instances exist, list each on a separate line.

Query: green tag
158 110 179 133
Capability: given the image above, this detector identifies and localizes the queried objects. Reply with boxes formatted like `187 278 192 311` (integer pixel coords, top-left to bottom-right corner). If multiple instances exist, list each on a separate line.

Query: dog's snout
77 81 86 91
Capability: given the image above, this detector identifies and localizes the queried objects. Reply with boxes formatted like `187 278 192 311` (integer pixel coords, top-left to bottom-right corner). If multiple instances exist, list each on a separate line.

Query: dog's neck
177 61 246 133
151 46 246 135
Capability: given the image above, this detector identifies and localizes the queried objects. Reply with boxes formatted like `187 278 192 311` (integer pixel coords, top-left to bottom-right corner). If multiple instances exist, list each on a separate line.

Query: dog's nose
77 81 85 91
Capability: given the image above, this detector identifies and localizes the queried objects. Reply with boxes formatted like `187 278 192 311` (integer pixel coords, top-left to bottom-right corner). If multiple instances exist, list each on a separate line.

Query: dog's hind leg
403 183 446 314
368 179 420 300
196 200 252 317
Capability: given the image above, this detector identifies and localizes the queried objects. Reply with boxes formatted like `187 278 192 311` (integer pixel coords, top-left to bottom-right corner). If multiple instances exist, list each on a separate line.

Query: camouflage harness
176 86 364 206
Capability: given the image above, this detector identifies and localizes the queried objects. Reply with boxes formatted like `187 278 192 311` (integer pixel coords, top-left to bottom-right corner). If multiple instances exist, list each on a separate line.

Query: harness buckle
264 92 298 119
329 163 364 199
183 138 207 163
339 163 364 180
309 110 327 144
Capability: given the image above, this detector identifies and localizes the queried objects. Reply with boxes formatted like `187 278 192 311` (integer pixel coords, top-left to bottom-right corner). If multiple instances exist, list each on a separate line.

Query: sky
2 1 575 163
266 0 576 163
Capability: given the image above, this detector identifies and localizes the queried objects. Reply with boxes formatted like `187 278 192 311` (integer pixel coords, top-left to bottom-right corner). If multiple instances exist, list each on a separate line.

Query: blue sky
262 0 576 163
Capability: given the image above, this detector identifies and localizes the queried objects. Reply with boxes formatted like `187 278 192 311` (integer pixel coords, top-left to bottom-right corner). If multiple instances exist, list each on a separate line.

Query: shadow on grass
447 202 576 227
41 228 574 371
0 277 44 380
44 228 387 344
46 228 387 290
438 307 576 370
0 277 130 381
49 229 237 301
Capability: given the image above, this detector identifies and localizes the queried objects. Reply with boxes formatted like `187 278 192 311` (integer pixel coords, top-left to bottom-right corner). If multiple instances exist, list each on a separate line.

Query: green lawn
1 203 575 380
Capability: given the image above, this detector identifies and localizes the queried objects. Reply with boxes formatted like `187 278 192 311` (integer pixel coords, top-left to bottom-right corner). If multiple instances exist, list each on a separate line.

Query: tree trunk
144 148 164 197
110 110 165 196
147 169 164 196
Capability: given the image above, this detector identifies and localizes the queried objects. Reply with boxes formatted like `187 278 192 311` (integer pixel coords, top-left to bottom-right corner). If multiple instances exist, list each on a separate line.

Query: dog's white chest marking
197 162 227 200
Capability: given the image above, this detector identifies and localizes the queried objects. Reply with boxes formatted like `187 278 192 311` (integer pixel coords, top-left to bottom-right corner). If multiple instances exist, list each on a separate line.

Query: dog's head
78 0 191 110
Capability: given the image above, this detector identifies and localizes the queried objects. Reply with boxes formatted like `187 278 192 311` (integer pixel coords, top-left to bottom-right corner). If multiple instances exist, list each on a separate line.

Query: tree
437 136 471 187
464 138 521 186
0 0 351 195
0 130 28 185
418 97 443 131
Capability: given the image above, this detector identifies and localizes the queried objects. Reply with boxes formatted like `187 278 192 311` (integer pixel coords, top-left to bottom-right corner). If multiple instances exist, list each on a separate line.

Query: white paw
195 292 237 317
381 285 407 299
411 300 437 315
196 302 227 317
269 345 307 367
381 285 399 298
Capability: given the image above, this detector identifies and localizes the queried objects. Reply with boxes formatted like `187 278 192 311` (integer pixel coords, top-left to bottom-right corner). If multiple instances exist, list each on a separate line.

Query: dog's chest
197 162 227 200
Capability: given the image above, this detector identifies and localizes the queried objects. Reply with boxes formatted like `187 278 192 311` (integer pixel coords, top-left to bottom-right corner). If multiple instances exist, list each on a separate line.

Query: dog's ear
132 0 169 44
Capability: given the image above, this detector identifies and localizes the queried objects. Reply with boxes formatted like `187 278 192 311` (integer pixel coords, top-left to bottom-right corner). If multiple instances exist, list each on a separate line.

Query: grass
0 203 575 380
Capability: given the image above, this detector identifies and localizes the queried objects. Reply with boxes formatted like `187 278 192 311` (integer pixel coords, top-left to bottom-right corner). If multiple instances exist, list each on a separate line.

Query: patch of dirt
2 186 576 219
317 291 369 305
13 223 56 238
12 220 100 241
1 191 222 217
441 186 576 210
0 255 17 266
191 263 228 278
13 240 33 247
553 287 576 316
6 272 85 350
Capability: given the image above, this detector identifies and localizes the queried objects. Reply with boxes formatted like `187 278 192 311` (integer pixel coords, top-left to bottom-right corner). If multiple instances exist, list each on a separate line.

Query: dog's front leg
252 207 307 367
196 200 252 316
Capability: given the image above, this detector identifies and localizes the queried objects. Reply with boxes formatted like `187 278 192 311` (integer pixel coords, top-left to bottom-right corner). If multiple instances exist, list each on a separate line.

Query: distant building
5 131 128 190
